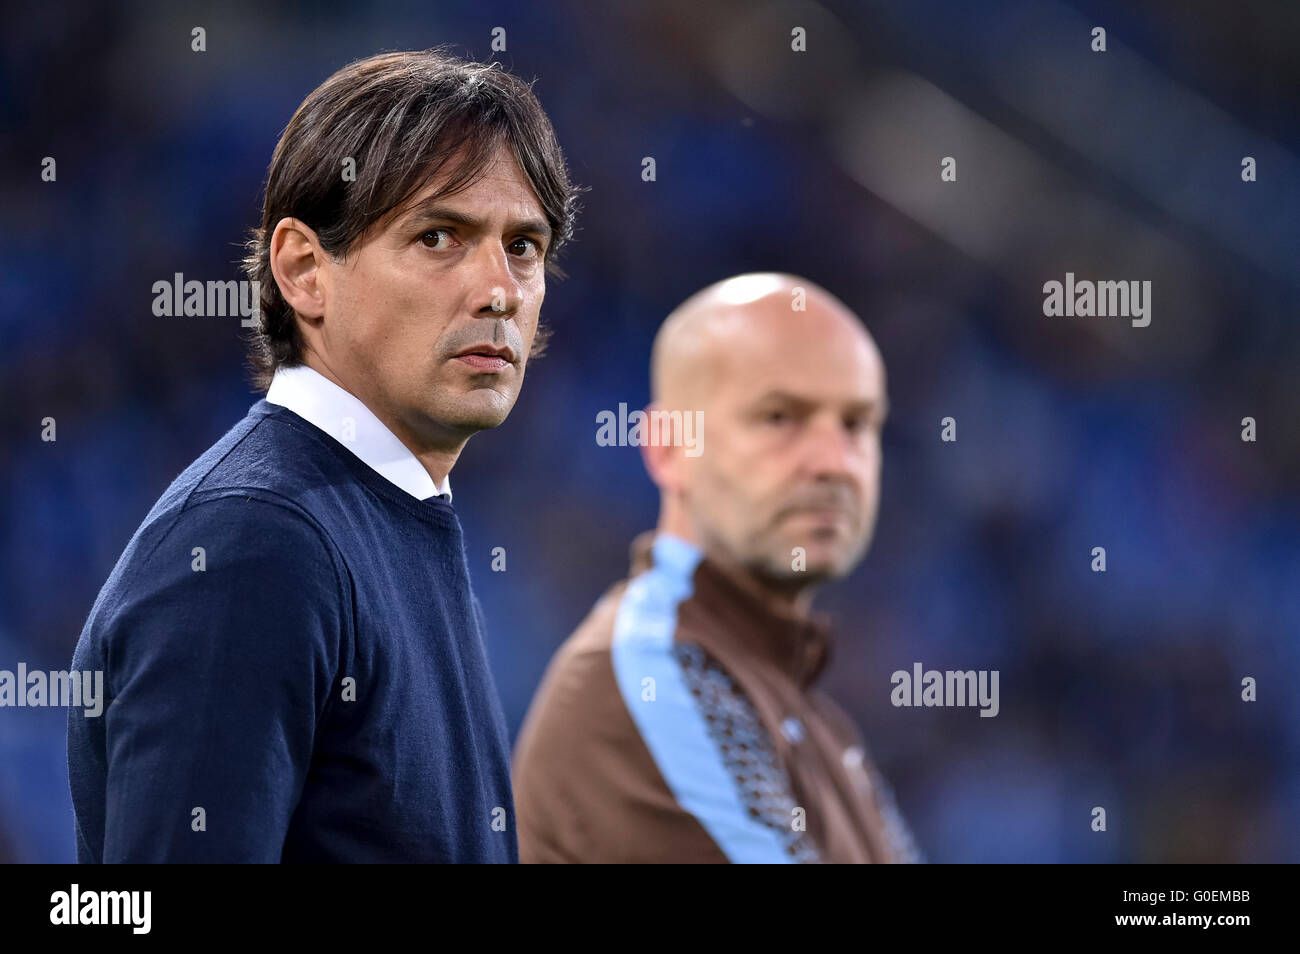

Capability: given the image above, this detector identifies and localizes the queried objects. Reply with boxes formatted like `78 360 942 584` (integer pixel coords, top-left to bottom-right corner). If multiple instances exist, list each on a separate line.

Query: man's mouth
453 344 516 372
780 501 857 528
787 507 851 522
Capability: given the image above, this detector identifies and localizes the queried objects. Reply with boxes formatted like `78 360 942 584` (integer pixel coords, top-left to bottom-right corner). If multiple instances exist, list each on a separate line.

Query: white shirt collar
265 364 451 502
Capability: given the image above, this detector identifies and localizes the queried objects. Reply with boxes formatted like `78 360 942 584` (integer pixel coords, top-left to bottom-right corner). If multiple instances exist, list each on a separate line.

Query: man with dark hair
68 49 578 862
512 274 921 863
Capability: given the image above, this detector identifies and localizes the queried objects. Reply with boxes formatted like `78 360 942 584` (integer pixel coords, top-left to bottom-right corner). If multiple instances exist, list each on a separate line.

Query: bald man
512 273 922 863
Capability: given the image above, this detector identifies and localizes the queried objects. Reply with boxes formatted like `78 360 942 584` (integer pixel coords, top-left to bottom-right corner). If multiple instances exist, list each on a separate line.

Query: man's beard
745 539 847 592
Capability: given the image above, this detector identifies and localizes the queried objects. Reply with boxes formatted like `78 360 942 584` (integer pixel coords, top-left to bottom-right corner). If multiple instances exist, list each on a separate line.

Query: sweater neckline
250 399 459 526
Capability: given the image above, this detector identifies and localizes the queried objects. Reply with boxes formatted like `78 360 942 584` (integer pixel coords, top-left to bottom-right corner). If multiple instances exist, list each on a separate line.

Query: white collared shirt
265 364 451 502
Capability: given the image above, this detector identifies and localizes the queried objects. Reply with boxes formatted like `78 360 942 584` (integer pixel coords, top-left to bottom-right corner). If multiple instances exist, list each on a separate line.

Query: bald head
643 273 888 602
651 273 882 409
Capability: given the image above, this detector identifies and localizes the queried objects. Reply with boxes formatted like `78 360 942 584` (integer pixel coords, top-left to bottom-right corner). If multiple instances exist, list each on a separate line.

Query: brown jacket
512 531 921 863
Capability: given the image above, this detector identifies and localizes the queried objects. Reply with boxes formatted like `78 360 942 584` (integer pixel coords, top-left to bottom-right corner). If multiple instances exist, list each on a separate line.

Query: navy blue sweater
68 399 517 862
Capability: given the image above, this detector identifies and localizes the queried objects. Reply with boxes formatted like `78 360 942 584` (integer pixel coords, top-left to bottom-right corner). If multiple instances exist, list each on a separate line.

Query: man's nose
469 242 523 318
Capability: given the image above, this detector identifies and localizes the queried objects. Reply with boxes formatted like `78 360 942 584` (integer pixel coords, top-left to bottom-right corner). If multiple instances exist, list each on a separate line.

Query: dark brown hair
242 48 580 390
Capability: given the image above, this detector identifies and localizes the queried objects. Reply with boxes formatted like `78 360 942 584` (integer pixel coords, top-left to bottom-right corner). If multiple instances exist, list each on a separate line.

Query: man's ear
639 403 684 492
269 217 327 324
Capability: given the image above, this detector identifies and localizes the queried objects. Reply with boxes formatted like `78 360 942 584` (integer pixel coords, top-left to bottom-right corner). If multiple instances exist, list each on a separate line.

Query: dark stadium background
1 0 1297 862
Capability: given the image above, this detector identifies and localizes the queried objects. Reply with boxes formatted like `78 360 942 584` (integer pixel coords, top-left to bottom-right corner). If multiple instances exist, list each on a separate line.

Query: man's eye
763 410 792 425
420 229 453 249
510 237 541 258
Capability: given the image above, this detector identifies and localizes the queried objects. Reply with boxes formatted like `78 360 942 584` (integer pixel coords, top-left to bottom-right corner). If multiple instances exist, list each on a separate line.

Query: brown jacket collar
628 531 835 688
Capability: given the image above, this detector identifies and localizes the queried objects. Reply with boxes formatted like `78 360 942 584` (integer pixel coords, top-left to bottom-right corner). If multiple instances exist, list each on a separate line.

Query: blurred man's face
314 142 551 447
682 296 887 587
